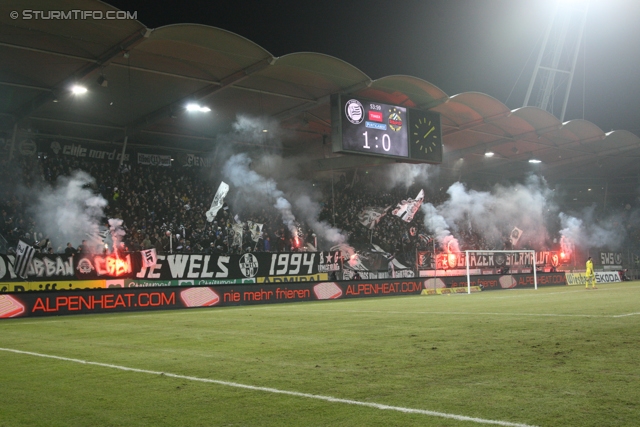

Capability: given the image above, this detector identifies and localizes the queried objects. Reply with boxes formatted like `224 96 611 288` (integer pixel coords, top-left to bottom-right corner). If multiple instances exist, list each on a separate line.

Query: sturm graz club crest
238 253 259 278
345 99 364 124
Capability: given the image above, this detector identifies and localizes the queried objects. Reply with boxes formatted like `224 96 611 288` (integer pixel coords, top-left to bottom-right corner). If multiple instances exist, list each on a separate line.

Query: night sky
106 0 640 136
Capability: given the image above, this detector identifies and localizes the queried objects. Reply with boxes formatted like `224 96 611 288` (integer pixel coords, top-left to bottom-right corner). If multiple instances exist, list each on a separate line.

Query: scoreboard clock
408 108 442 163
331 94 442 164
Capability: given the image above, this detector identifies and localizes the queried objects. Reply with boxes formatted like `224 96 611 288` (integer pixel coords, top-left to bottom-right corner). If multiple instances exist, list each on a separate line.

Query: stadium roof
2 0 639 200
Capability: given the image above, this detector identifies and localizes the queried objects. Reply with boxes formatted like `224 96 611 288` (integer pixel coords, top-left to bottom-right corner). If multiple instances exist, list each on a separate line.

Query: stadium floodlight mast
465 250 538 294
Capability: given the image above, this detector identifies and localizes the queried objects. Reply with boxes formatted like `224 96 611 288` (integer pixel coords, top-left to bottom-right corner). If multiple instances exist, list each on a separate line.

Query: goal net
464 250 538 294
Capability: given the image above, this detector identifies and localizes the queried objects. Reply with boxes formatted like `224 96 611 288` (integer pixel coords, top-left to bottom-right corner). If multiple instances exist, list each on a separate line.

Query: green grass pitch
1 282 639 427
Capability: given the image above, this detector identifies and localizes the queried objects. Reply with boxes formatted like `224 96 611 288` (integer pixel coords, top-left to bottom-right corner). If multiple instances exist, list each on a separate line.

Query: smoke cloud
28 170 107 249
559 207 627 252
372 163 436 190
421 176 555 251
222 153 298 235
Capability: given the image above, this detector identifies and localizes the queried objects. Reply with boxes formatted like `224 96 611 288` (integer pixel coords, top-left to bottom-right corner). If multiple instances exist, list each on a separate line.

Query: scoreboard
331 94 443 164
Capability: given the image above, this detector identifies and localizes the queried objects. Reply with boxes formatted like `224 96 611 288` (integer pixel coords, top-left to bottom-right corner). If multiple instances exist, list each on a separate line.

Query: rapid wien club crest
388 107 403 132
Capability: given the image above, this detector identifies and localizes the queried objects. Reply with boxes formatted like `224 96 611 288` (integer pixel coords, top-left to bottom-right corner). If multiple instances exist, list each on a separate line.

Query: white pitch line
612 312 640 318
0 347 537 427
273 309 618 318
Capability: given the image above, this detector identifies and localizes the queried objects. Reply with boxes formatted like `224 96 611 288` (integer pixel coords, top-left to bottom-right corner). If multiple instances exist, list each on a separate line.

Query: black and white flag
358 206 390 229
392 189 424 222
231 223 244 247
206 181 230 222
14 240 36 279
140 248 157 267
510 226 523 247
247 221 264 243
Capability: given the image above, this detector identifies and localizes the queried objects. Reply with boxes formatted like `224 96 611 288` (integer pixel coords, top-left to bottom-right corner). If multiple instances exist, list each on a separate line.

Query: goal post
465 250 537 294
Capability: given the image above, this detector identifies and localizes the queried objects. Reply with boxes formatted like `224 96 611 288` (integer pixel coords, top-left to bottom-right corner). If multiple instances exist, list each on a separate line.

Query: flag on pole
247 221 263 243
510 227 523 247
141 248 157 267
392 189 424 222
14 240 36 279
358 206 391 229
206 181 230 222
231 223 244 247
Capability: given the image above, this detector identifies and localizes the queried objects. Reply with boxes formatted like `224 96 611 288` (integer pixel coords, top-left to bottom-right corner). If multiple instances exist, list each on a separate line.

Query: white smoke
421 203 459 252
293 194 346 247
29 170 107 250
440 177 553 249
559 207 626 251
108 218 126 253
373 163 436 190
421 176 554 251
222 153 298 235
231 114 286 147
221 152 348 249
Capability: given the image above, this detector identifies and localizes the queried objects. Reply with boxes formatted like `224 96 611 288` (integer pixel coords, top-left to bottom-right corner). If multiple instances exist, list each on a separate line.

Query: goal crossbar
464 250 537 294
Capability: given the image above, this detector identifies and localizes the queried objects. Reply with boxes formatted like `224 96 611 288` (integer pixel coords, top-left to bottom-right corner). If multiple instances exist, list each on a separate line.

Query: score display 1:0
339 97 409 158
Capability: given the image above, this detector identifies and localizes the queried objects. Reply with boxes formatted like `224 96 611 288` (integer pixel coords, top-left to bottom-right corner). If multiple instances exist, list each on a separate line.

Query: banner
392 189 424 222
133 252 341 281
342 269 415 280
422 272 566 291
183 153 212 167
416 251 566 272
75 252 141 280
565 273 587 286
0 280 106 292
40 139 130 162
137 153 171 166
0 253 75 282
1 278 425 318
595 271 621 283
1 252 342 283
257 273 328 283
599 252 623 267
14 241 36 279
206 182 230 222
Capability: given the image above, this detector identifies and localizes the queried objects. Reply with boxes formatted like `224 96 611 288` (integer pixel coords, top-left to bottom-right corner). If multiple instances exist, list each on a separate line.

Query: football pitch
1 282 639 427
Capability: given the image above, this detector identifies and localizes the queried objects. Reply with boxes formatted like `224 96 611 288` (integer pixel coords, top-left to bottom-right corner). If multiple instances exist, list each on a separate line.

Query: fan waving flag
206 181 230 222
141 248 158 267
14 240 36 279
247 221 263 242
510 227 523 247
358 206 390 229
392 189 424 222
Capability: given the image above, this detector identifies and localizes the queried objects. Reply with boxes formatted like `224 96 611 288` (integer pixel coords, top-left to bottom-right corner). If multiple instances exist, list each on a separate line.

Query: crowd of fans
1 151 639 270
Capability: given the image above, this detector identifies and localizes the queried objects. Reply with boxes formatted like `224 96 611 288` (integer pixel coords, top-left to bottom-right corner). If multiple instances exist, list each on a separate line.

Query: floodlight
528 159 541 164
186 103 210 113
484 151 494 157
71 85 87 95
